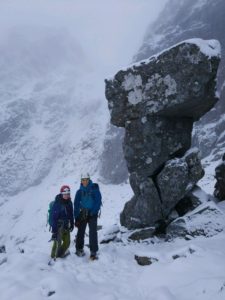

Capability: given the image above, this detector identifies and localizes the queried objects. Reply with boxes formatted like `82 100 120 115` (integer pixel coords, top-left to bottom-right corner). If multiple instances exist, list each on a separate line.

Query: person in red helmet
50 185 74 260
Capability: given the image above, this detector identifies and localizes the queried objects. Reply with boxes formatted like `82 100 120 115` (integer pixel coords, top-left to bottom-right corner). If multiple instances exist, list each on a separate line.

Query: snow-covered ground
0 170 225 300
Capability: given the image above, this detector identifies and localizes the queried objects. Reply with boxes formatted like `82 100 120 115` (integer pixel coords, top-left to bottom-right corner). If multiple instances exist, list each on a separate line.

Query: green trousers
51 228 70 258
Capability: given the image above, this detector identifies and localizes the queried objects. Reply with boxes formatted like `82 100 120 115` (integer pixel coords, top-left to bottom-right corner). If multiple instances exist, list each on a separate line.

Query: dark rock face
175 186 203 216
214 154 225 200
107 41 220 125
157 150 204 216
120 185 162 229
123 117 193 177
134 0 225 161
105 39 220 229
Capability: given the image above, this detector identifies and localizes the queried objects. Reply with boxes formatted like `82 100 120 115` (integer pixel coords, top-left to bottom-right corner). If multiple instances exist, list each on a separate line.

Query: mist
0 0 168 76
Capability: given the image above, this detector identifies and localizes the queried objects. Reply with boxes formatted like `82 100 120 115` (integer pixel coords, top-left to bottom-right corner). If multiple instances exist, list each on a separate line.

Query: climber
74 173 102 260
50 185 74 259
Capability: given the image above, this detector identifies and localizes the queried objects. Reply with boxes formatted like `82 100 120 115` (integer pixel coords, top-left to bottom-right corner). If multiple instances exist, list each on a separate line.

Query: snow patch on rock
186 38 221 59
122 73 143 105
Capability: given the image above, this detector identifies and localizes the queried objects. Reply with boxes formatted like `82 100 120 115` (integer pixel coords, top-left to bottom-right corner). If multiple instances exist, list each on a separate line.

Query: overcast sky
0 0 168 74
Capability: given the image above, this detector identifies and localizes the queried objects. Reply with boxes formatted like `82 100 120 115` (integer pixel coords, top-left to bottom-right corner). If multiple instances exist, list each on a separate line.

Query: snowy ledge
107 38 221 80
134 38 221 67
187 38 221 59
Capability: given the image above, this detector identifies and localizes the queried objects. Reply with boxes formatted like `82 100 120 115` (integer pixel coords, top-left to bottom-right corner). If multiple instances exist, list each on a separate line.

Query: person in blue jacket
51 185 74 259
74 173 102 260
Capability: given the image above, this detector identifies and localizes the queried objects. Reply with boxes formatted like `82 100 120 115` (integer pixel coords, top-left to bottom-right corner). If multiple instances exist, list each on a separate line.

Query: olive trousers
51 228 70 258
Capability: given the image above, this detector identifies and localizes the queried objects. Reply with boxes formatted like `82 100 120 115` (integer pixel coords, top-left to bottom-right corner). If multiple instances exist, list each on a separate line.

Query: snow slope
0 25 109 197
0 173 225 300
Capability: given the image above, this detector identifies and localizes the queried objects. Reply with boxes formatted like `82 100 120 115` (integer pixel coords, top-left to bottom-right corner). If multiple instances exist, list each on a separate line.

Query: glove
51 232 57 240
80 208 89 221
75 220 80 228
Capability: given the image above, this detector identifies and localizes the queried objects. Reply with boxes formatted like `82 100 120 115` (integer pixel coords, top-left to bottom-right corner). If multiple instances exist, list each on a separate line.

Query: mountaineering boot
62 249 70 258
76 249 85 257
90 252 98 260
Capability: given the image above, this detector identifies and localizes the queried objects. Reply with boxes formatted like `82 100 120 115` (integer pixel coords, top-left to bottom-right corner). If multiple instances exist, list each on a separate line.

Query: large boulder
106 39 220 126
157 149 204 216
167 202 225 238
105 39 221 229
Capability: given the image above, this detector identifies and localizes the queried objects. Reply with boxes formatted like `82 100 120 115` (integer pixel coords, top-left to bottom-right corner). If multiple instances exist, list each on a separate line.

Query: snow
186 38 221 59
110 38 221 79
120 72 177 107
127 89 143 105
141 116 147 124
123 74 142 91
0 169 225 300
198 155 219 195
146 157 153 164
164 75 177 97
122 73 143 105
184 147 200 158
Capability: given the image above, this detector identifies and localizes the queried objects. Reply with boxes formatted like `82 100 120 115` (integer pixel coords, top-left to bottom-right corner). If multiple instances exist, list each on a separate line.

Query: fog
0 0 168 195
0 0 167 75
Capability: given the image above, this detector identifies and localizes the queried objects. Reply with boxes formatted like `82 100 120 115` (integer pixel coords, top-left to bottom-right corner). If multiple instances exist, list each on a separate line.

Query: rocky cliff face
134 0 225 160
101 0 225 183
105 39 220 229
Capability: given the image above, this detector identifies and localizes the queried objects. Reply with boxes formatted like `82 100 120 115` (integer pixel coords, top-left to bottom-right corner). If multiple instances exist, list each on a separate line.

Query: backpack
47 200 55 230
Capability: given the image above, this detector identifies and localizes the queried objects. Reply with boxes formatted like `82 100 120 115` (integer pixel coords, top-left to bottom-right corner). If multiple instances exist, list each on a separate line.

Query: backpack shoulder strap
92 183 99 190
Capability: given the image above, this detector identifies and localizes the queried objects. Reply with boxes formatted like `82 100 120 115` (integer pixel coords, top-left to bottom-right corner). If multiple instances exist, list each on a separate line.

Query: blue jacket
74 180 102 219
51 194 74 233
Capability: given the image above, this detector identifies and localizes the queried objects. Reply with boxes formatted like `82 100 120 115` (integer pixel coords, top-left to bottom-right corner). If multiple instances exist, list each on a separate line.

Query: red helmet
60 185 70 195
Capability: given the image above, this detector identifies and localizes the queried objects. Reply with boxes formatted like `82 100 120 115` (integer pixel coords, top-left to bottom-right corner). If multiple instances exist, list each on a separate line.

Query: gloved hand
75 220 80 228
51 232 58 240
80 208 89 221
69 224 74 232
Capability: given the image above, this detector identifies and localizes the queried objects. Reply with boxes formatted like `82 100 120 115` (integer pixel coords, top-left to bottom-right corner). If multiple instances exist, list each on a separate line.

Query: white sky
0 0 167 74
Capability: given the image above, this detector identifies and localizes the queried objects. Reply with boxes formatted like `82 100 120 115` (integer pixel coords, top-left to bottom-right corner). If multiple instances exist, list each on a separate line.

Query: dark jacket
74 180 102 219
51 194 74 233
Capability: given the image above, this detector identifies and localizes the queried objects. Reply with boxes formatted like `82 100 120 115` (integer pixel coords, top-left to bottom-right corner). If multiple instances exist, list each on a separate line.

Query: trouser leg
54 226 63 258
76 220 87 251
51 235 62 258
88 215 98 253
58 229 70 257
51 240 57 258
